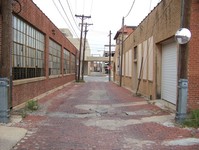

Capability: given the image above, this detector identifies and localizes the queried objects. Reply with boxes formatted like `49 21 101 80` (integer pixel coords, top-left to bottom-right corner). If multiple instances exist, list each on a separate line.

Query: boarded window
148 37 153 81
143 40 148 80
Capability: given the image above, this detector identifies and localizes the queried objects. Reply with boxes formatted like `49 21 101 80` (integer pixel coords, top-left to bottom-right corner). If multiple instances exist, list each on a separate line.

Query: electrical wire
65 0 80 31
58 0 79 38
52 0 71 30
125 0 136 18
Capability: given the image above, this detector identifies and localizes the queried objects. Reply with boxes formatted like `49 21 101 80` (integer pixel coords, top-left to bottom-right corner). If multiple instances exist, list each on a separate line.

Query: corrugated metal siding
161 42 177 104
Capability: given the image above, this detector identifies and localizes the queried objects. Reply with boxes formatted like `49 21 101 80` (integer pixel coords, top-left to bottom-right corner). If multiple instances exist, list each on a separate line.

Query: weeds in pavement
76 79 85 83
183 109 199 128
13 99 39 118
26 99 39 111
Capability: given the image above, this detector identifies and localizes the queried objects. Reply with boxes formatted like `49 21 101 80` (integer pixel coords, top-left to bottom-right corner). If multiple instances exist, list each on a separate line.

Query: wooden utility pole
0 0 12 122
176 0 192 122
119 17 125 86
1 0 12 78
104 35 115 82
108 31 112 82
81 23 93 80
178 0 191 79
75 15 91 81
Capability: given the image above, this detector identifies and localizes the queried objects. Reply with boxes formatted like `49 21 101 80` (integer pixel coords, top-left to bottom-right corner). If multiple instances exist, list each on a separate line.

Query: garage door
161 42 177 104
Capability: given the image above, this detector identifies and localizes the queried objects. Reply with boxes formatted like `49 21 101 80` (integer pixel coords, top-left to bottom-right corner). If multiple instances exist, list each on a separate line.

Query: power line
65 0 80 31
58 0 79 38
52 0 71 31
52 0 80 38
125 0 136 18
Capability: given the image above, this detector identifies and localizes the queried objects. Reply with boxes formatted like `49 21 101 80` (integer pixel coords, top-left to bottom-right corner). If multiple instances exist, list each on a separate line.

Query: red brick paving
11 81 199 150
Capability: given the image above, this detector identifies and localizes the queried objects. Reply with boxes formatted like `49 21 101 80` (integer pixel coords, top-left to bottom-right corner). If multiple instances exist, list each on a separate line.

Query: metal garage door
161 42 178 104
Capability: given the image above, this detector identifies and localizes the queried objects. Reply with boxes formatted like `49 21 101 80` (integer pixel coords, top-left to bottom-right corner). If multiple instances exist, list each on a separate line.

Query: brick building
113 0 199 111
0 0 77 108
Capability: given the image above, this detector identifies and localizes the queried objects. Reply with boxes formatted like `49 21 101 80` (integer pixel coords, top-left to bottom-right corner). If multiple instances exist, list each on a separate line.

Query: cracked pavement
11 76 199 150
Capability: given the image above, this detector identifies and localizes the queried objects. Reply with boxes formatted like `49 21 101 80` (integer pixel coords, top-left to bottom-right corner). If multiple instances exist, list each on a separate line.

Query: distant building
60 28 91 75
113 26 136 79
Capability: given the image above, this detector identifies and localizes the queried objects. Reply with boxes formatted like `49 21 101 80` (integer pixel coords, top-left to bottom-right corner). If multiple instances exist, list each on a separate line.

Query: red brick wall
15 0 76 55
12 75 75 106
10 0 77 106
188 0 199 110
0 13 2 62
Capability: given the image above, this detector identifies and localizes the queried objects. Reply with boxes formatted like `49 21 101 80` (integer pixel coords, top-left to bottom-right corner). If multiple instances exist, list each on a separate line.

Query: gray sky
33 0 161 56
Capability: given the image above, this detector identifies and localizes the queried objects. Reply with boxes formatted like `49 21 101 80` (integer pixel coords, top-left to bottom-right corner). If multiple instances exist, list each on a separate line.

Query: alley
11 76 199 150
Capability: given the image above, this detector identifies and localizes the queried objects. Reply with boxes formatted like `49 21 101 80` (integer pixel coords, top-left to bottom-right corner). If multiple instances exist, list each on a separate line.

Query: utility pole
108 31 112 82
75 15 91 81
0 0 12 123
104 32 115 82
176 0 191 122
119 17 125 86
81 23 93 80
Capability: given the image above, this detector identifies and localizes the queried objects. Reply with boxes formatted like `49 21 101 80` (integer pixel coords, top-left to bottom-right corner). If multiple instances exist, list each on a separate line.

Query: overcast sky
33 0 161 56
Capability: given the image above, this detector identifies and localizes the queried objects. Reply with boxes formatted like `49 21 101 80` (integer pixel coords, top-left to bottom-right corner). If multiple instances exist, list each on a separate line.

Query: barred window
71 54 76 74
12 16 45 80
63 49 70 74
49 39 61 75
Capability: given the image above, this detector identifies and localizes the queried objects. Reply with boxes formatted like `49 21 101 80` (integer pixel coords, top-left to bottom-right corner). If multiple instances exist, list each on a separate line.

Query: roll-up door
161 42 178 104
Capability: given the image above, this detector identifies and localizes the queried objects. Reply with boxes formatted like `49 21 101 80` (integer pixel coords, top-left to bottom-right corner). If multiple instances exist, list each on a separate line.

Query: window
148 37 153 81
63 49 70 74
143 40 147 80
125 52 129 76
117 56 120 75
137 44 142 79
134 46 137 61
70 54 76 74
49 40 61 75
12 16 45 80
125 49 132 77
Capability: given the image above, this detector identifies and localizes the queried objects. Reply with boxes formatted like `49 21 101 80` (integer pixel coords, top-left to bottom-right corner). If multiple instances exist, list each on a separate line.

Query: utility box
0 78 10 123
176 79 188 122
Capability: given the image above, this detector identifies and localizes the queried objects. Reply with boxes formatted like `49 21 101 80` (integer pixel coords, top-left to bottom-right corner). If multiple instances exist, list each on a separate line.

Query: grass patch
183 109 199 128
